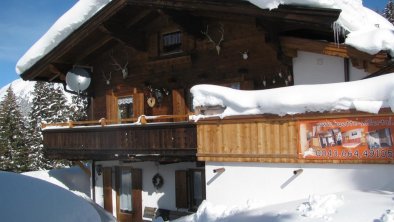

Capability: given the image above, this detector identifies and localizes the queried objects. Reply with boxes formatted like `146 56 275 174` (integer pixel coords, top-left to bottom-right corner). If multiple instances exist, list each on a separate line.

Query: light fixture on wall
96 165 103 176
213 167 225 173
293 169 303 175
240 50 249 60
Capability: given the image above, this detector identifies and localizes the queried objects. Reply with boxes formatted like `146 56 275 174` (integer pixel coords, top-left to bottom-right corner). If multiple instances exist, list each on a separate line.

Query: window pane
118 96 133 119
120 169 132 212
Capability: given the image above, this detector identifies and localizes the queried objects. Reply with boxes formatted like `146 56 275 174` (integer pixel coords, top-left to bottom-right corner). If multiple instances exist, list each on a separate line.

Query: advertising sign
298 117 394 160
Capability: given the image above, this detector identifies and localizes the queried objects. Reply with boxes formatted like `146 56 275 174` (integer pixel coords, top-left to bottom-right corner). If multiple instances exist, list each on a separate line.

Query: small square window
162 31 182 54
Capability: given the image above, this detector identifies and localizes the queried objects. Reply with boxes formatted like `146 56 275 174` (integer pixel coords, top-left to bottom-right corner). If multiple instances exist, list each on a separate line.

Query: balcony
42 115 197 162
42 110 394 164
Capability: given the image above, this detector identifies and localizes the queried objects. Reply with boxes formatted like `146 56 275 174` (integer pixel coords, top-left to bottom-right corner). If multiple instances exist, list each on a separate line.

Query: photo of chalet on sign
15 0 394 221
299 117 394 160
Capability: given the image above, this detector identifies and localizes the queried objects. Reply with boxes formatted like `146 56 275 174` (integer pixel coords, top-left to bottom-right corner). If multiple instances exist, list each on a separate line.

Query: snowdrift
0 171 101 222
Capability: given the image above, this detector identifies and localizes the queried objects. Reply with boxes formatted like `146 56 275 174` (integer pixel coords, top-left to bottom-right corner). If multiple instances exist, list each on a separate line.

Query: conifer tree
28 82 72 170
28 81 53 170
384 0 394 25
0 86 29 172
47 84 69 123
69 94 88 121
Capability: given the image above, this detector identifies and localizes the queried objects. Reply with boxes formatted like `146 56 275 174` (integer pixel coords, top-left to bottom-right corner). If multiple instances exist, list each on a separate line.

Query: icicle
332 21 348 47
332 22 340 46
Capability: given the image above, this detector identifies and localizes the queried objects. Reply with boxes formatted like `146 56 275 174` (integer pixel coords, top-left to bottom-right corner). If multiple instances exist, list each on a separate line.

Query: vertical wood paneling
197 120 299 162
133 92 145 117
172 89 188 121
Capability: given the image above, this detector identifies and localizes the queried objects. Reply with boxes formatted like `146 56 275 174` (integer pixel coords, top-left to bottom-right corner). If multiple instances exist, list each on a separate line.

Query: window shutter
103 167 113 213
175 170 189 209
132 168 142 190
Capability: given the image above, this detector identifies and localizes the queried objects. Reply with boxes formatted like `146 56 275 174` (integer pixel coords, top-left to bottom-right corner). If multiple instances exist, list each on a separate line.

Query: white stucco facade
205 162 394 207
93 160 200 218
293 51 369 85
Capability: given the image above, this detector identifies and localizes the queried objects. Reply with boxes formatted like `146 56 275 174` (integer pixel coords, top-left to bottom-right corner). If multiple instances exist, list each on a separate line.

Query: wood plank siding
196 112 394 164
43 122 197 161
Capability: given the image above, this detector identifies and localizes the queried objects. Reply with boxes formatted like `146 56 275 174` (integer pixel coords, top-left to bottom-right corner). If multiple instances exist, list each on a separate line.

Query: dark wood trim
43 122 197 161
20 0 129 80
344 58 350 82
195 108 394 125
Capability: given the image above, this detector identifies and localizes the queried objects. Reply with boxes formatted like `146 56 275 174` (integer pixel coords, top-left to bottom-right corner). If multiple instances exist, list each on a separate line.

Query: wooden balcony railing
42 115 197 161
42 110 394 165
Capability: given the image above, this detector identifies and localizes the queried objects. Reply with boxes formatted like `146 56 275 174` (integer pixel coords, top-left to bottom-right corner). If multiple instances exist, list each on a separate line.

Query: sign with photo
298 117 394 160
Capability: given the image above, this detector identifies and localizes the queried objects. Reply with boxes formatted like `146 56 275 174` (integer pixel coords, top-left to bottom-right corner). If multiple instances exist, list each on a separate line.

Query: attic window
161 31 182 54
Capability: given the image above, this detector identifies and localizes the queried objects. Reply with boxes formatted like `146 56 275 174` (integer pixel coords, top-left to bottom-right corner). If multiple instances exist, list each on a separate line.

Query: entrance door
116 167 142 222
102 167 113 213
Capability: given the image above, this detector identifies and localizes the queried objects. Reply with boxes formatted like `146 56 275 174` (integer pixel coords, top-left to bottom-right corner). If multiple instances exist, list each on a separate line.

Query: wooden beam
127 0 340 27
73 161 91 176
281 36 349 58
21 0 129 80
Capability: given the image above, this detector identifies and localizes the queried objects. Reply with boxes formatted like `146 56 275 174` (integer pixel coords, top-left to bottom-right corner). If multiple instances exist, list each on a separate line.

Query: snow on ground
0 171 102 222
22 167 117 222
175 190 394 222
190 73 394 119
23 166 91 197
15 0 394 75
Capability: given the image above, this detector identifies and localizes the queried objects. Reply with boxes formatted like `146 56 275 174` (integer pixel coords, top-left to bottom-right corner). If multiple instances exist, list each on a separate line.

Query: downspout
92 160 96 202
344 58 350 82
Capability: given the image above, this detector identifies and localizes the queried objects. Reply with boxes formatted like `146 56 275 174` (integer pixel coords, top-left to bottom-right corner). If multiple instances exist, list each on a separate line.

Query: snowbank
23 166 91 197
15 0 394 75
190 73 394 118
175 190 394 222
0 171 100 222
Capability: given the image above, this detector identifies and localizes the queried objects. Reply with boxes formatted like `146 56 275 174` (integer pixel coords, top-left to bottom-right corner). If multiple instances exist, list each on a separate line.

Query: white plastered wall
93 160 198 217
205 162 394 207
293 51 369 85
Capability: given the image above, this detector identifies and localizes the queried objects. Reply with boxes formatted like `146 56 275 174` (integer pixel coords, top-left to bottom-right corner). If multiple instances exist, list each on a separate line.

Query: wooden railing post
99 118 107 127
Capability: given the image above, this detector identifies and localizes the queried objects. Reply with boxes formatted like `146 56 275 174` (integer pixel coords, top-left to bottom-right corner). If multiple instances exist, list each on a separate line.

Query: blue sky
0 0 390 88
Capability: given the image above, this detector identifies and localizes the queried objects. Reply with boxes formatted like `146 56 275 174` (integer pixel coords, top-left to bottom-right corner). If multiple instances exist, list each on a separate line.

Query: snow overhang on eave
19 0 343 83
19 0 130 82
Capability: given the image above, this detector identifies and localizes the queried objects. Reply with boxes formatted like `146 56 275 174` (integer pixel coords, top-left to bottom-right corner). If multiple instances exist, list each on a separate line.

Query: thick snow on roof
247 0 394 56
190 73 394 118
15 0 394 75
15 0 111 75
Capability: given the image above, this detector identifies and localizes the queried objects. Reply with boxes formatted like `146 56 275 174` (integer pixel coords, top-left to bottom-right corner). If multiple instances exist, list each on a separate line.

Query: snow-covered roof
15 0 394 75
15 0 111 75
190 73 394 118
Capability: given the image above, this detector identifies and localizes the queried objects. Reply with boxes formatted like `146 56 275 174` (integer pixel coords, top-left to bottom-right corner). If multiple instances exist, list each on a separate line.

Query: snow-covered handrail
41 114 191 129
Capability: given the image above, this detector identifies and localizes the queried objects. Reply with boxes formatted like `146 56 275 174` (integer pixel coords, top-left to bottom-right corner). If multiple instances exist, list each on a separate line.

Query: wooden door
103 167 113 214
116 167 142 222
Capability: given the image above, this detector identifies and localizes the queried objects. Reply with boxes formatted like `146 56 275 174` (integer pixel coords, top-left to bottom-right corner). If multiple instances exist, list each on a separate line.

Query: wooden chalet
19 0 394 221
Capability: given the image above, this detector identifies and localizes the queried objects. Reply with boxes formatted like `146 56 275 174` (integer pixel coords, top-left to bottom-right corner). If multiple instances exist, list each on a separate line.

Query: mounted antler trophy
201 23 224 55
109 50 129 79
102 71 111 85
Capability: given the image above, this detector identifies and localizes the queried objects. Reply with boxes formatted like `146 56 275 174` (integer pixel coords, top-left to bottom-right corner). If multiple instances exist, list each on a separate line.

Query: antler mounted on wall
201 23 224 55
109 50 129 79
102 71 111 85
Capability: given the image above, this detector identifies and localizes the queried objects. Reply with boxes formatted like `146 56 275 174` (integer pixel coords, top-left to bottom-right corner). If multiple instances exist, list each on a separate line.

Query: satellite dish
65 67 91 92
